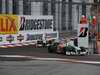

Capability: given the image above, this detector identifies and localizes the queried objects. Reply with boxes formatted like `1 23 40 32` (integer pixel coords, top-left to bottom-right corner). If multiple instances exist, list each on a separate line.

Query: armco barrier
0 42 36 48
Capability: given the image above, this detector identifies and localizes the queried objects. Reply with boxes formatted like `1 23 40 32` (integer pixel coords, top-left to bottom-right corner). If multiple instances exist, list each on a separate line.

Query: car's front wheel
63 47 72 55
48 46 53 53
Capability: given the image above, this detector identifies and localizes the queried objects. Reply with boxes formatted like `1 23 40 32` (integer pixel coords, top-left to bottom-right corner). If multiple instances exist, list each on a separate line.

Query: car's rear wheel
63 47 72 55
63 47 67 55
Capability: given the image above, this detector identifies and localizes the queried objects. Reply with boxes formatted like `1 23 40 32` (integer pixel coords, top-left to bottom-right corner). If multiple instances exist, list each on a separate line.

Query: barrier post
96 32 99 54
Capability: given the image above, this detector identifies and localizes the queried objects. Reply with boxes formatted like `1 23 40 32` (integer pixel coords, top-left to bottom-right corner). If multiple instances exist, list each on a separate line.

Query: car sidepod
64 45 77 55
79 47 88 55
48 43 58 53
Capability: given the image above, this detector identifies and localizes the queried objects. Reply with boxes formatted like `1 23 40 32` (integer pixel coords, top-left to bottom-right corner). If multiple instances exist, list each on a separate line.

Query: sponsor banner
26 34 43 41
46 33 57 38
0 34 24 45
0 37 3 42
19 15 53 31
0 15 18 34
78 24 89 48
6 35 14 43
17 34 24 42
0 31 58 45
0 15 59 45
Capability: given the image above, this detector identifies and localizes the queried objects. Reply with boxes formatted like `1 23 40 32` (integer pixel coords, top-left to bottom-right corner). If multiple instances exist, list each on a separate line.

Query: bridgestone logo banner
78 24 89 48
19 16 53 31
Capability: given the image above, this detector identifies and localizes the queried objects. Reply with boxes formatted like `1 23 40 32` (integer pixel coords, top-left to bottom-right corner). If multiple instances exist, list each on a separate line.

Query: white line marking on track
0 55 31 58
0 46 8 48
0 55 100 64
23 43 29 46
0 42 36 48
29 43 36 45
7 45 15 47
15 44 23 46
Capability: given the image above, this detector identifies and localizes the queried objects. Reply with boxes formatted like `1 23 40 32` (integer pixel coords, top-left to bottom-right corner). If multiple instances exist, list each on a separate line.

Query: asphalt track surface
1 60 100 75
0 45 100 62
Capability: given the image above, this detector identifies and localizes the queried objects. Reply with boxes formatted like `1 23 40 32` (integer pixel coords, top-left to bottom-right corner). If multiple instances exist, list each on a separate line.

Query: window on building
43 1 48 15
0 0 2 13
61 0 66 30
51 0 55 15
68 0 73 30
82 1 86 15
13 0 19 14
51 0 56 31
5 0 9 14
94 0 100 3
23 0 31 15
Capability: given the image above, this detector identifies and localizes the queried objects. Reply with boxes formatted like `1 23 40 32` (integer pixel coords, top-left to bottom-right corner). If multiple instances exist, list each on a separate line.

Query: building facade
0 0 94 32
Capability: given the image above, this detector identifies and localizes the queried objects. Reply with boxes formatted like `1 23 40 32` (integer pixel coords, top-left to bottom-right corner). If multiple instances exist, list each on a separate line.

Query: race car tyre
42 43 46 47
65 51 71 55
63 47 67 55
48 46 53 53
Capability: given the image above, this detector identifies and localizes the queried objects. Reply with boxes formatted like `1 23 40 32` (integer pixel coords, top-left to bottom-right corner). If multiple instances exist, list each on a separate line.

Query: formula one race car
63 45 88 55
48 39 88 55
36 39 55 47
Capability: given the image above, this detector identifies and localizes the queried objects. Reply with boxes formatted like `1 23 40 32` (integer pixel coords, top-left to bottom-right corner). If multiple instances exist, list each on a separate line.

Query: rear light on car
58 44 64 48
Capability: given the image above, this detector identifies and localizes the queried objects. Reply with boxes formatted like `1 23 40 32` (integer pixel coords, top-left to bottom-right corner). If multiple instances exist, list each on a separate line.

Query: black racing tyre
42 43 46 47
63 47 67 55
48 46 54 53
